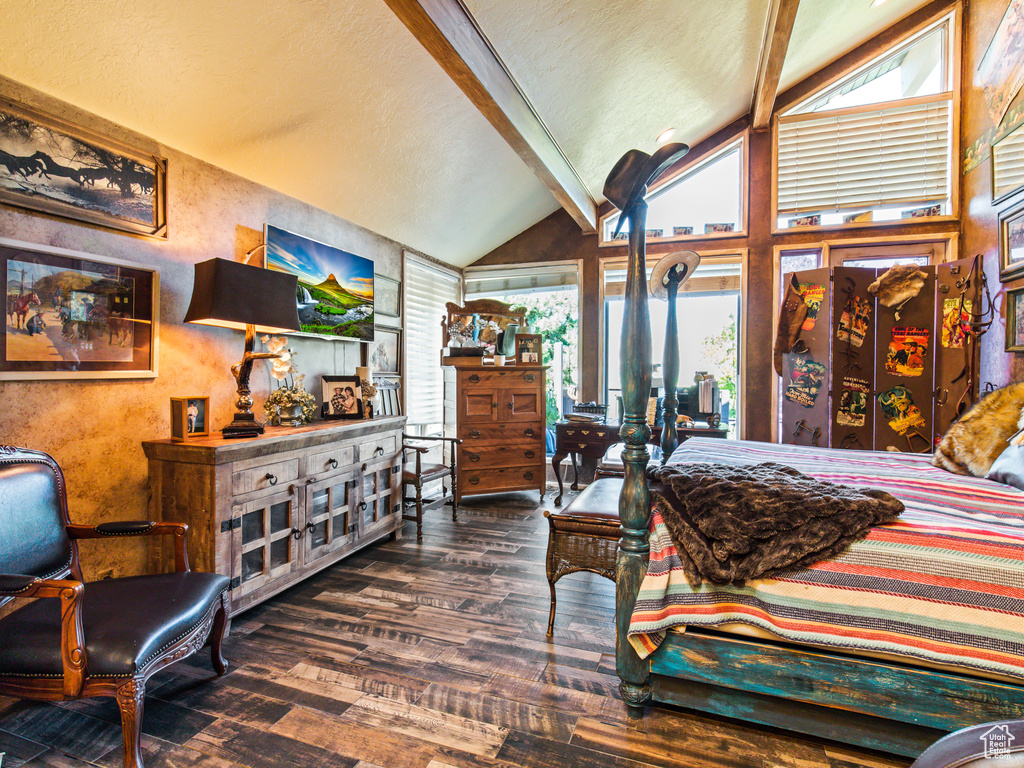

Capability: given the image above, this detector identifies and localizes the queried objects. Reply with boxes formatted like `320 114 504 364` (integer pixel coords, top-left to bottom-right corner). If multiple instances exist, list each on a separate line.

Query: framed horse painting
0 237 158 380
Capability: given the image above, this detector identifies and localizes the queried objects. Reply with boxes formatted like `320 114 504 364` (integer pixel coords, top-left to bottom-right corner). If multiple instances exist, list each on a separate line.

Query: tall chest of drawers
443 365 546 504
142 416 406 615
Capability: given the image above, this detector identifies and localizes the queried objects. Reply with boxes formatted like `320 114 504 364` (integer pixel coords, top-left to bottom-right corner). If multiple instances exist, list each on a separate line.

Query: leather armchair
401 433 462 541
0 447 230 768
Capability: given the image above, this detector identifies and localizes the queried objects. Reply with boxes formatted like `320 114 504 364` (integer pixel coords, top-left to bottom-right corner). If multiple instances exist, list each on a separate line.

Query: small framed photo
170 397 209 441
1007 287 1024 353
516 333 543 366
999 200 1024 283
321 375 363 419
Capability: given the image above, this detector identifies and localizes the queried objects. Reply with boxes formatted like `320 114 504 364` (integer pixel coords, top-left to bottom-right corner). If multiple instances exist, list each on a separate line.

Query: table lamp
184 258 301 438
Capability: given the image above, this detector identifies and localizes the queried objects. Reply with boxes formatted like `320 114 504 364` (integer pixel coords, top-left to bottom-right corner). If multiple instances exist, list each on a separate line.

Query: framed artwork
321 375 363 419
516 333 543 366
264 224 374 342
374 274 401 322
170 397 209 441
978 0 1024 127
999 201 1024 282
370 327 401 374
1008 287 1024 353
0 237 158 380
0 96 167 238
992 122 1024 203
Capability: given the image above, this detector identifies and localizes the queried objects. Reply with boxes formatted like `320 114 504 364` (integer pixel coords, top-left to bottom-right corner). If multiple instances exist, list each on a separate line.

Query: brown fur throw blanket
648 462 904 587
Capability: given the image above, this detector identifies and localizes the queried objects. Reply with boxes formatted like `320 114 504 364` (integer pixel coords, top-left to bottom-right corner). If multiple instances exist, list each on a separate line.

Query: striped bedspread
628 439 1024 679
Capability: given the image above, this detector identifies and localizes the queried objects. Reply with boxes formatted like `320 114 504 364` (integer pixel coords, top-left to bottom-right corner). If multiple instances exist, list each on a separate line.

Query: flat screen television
264 223 374 342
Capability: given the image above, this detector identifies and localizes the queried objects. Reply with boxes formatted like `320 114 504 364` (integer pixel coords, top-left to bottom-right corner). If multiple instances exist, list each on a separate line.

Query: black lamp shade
184 258 300 333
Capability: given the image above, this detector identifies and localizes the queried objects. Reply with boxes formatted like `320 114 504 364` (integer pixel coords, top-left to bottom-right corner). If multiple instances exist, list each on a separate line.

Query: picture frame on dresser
1008 286 1024 352
322 375 364 419
0 96 168 238
516 333 543 366
0 237 159 380
170 396 209 441
999 199 1024 282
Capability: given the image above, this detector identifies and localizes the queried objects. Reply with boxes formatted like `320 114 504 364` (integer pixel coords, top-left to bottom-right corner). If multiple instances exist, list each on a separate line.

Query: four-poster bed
607 149 1024 758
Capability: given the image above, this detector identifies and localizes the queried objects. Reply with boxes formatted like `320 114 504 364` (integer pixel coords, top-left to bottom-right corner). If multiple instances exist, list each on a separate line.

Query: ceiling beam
751 0 801 131
383 0 598 233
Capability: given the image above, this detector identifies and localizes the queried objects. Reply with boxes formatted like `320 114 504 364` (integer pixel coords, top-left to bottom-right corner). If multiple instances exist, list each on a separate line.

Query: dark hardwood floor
0 489 910 768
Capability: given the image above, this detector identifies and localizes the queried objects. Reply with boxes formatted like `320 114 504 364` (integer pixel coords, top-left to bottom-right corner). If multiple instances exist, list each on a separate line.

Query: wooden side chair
0 446 230 768
401 433 462 541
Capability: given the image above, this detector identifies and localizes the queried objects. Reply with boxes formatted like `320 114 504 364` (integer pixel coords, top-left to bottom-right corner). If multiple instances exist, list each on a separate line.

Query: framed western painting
0 97 167 238
374 274 401 324
264 224 374 342
1008 287 1024 353
370 327 401 375
321 375 363 420
170 396 209 441
1000 201 1024 282
0 237 158 380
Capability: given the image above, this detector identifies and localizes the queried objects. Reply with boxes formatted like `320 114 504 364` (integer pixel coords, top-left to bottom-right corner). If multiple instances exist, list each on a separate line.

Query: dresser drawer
304 446 356 477
461 443 542 467
460 465 544 493
458 369 542 389
559 425 617 447
232 458 300 496
459 422 543 444
358 433 399 462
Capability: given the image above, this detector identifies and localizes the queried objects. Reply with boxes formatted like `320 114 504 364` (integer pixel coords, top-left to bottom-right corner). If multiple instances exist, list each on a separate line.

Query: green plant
699 314 738 403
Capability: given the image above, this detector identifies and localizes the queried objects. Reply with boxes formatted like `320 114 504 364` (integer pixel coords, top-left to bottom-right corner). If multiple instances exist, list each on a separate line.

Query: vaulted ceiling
0 0 933 266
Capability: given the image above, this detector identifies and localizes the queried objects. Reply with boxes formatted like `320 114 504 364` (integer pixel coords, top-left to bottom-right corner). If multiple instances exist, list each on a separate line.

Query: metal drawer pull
469 430 481 439
291 527 302 540
467 452 480 462
507 401 513 409
468 374 481 384
468 476 480 485
524 450 535 459
328 458 338 469
266 473 278 486
374 446 385 457
524 428 536 438
524 373 536 382
305 521 317 532
359 501 367 511
524 472 534 480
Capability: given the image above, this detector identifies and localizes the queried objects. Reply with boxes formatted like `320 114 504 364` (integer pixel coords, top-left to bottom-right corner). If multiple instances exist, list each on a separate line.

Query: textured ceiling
0 0 941 267
781 0 938 94
461 0 770 202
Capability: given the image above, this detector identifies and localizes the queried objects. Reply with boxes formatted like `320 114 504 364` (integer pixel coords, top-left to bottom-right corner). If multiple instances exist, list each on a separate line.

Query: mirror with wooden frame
442 299 528 351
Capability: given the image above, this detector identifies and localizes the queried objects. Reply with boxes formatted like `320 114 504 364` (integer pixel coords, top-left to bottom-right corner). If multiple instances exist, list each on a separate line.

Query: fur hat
867 264 928 308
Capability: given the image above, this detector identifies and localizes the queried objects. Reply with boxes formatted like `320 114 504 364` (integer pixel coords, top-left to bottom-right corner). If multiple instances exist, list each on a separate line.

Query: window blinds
776 95 951 216
993 126 1024 201
403 255 461 426
603 257 742 298
464 262 578 298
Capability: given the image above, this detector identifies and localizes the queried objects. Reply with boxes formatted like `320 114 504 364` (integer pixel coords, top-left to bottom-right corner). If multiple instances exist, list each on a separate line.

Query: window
600 139 745 245
775 12 957 229
464 261 580 424
403 253 460 427
602 254 743 435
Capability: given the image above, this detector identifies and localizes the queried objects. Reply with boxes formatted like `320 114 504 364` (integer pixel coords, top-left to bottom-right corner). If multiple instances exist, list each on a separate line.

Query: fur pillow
932 383 1024 477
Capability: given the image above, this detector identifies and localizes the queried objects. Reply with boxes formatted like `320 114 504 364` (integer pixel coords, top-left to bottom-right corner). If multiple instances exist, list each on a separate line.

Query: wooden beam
751 0 801 131
383 0 598 233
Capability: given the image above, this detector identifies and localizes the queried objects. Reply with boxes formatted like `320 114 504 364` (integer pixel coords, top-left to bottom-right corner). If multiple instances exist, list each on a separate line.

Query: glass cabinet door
304 471 357 565
233 487 299 597
360 458 401 537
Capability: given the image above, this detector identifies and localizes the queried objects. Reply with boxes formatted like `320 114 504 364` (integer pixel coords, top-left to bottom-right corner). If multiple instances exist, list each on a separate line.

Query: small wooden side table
551 420 729 505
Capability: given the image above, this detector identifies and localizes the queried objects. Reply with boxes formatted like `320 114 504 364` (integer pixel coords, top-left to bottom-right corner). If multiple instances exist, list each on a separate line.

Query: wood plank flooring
0 490 911 768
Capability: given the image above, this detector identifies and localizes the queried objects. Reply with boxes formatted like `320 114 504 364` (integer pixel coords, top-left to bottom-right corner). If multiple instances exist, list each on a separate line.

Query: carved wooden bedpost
603 142 689 719
617 200 654 716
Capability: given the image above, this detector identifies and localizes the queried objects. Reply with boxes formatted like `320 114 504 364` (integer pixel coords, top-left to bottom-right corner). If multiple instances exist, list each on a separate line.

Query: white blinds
776 95 951 215
603 257 742 298
464 262 578 298
403 254 461 426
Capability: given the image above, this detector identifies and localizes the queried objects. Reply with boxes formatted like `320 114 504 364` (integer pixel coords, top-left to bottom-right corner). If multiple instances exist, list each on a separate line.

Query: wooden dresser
443 365 546 504
142 416 406 615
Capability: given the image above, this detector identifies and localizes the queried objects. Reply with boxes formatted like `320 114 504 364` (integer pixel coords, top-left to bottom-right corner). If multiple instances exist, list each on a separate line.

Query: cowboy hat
604 142 690 236
649 251 701 300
